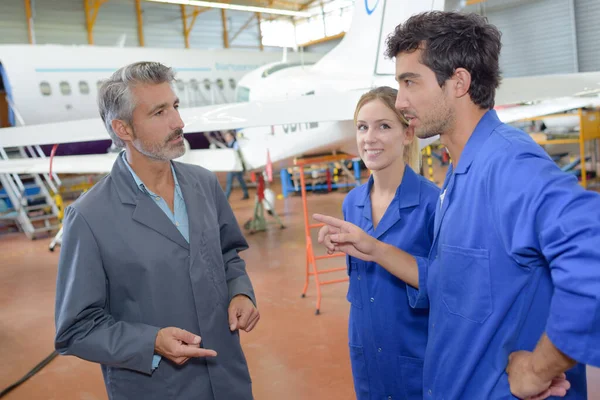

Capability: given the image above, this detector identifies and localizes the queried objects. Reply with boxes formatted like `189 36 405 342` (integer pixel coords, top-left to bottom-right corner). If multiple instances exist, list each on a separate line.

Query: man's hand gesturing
154 327 217 366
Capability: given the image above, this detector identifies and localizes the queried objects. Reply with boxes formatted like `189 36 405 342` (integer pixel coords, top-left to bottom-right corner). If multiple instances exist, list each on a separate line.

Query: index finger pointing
178 346 218 358
313 213 345 228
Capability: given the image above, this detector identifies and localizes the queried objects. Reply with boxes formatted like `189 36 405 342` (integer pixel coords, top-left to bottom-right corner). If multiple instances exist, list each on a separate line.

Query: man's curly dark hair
385 11 502 109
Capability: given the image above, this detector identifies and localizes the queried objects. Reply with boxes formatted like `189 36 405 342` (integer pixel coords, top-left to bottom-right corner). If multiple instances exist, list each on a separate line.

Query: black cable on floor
0 350 59 398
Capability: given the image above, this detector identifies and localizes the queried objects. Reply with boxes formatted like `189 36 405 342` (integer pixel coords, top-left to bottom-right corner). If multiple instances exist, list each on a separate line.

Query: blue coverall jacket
409 110 600 399
343 165 440 400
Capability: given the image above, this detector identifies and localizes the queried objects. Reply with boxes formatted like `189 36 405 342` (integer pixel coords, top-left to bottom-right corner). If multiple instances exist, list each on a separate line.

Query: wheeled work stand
244 173 285 234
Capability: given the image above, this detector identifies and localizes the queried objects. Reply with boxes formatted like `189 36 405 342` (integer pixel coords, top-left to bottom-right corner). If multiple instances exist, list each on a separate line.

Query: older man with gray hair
54 61 259 400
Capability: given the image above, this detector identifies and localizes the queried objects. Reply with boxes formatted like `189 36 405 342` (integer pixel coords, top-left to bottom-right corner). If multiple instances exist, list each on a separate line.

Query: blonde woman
330 86 439 399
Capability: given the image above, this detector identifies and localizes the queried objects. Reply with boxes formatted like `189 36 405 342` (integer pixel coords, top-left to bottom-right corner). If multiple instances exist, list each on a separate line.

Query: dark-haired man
314 10 600 400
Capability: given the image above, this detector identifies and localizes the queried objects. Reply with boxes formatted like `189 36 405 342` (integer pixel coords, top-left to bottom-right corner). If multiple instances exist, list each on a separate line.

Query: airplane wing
495 71 600 106
495 95 600 123
3 70 600 148
2 81 600 175
0 90 366 148
0 90 365 175
0 147 241 175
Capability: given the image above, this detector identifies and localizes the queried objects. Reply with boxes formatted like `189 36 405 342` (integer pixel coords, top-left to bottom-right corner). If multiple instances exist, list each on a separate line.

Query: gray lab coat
54 154 256 400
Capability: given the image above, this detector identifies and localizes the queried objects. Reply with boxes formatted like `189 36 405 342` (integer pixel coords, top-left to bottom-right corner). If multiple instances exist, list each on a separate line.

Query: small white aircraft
1 0 600 176
0 43 320 127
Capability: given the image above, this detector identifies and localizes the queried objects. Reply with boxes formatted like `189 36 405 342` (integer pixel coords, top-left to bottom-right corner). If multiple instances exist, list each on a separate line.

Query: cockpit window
261 61 315 78
229 78 236 90
236 86 250 102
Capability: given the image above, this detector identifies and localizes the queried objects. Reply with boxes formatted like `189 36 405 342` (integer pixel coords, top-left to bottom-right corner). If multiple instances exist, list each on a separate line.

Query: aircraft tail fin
116 34 127 47
312 0 446 77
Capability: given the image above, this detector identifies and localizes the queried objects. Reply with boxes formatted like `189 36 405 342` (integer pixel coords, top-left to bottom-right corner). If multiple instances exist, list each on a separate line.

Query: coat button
370 298 374 303
428 389 432 396
378 348 382 352
357 275 361 280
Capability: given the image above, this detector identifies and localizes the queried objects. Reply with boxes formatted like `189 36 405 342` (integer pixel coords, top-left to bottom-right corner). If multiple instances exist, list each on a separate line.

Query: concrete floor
1 169 599 400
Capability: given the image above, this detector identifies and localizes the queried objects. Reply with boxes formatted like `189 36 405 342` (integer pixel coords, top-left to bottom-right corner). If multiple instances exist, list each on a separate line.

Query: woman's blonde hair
353 86 421 173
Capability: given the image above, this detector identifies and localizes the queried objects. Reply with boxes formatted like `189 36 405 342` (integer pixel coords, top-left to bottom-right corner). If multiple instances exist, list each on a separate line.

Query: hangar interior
1 0 600 399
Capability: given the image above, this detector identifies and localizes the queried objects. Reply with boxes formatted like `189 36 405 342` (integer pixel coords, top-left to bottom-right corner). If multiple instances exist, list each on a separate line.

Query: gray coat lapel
173 162 213 267
111 154 189 250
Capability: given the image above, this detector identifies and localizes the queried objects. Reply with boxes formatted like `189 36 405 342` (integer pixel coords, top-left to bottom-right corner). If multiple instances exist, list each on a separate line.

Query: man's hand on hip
228 295 260 332
506 350 571 400
154 327 217 366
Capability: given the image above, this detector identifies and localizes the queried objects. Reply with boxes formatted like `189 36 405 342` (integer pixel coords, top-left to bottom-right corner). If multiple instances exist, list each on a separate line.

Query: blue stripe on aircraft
35 67 213 73
35 68 117 73
174 67 212 72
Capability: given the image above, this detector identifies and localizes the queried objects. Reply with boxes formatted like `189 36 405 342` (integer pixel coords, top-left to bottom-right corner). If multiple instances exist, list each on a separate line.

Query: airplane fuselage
0 44 321 156
0 44 321 127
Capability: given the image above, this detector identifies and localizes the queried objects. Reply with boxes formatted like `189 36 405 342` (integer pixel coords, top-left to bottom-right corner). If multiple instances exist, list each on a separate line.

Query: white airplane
1 0 600 176
0 43 320 127
0 43 321 157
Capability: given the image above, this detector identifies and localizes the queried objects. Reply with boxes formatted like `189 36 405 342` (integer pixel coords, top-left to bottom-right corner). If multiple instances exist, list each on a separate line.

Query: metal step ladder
0 97 62 239
0 146 63 239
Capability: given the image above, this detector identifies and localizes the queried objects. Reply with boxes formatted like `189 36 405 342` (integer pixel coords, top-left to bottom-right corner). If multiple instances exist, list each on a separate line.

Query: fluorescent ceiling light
146 0 311 17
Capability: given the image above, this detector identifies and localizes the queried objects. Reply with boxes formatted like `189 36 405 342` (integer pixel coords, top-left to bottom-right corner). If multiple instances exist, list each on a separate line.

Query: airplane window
203 79 211 91
60 81 71 95
229 78 236 90
237 86 250 102
190 79 199 91
176 79 185 91
79 81 90 95
216 78 224 90
39 81 51 96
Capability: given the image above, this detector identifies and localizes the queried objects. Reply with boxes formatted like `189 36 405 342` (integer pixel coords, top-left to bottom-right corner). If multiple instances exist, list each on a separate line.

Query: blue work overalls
408 110 600 399
343 165 440 400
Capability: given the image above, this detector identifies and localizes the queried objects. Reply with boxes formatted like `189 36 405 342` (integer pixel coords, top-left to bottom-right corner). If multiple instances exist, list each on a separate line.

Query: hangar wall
0 0 28 44
1 0 599 73
476 0 577 77
0 0 269 50
574 0 600 72
463 0 600 77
